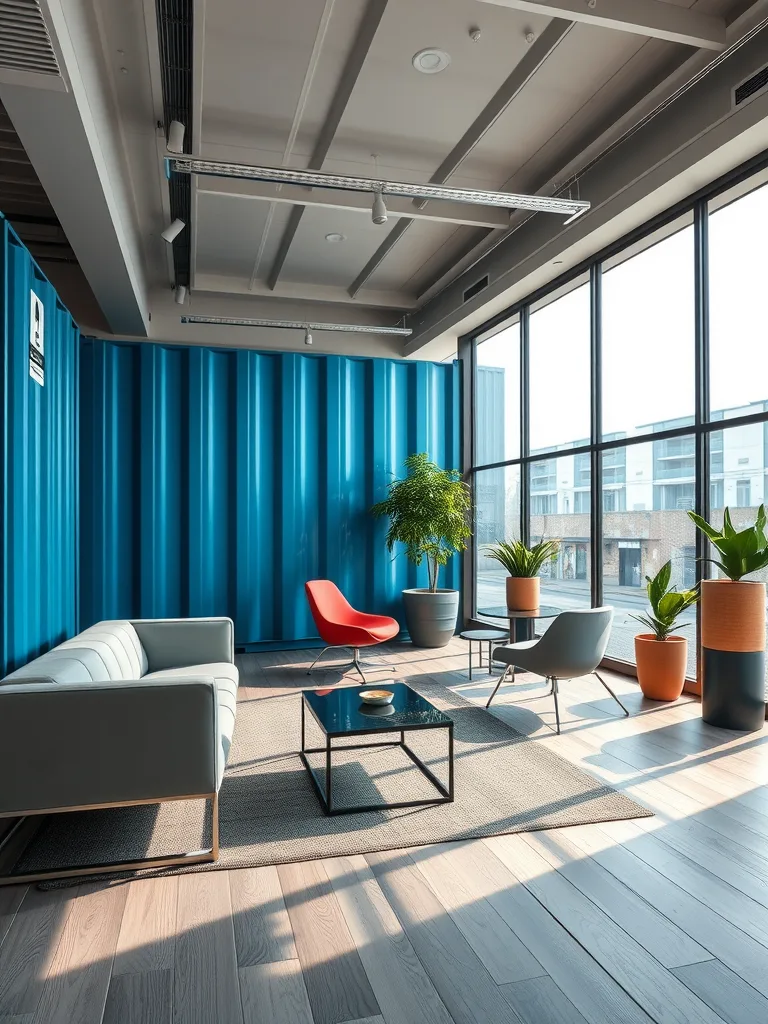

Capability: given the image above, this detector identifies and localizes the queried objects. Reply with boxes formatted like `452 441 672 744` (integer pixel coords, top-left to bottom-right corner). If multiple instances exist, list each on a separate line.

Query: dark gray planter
402 588 459 648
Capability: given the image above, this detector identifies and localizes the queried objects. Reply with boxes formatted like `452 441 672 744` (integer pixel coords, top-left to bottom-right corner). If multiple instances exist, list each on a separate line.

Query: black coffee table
300 683 454 815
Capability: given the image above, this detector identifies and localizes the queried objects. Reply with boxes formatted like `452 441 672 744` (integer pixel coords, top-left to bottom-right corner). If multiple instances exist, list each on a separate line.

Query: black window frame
461 151 768 682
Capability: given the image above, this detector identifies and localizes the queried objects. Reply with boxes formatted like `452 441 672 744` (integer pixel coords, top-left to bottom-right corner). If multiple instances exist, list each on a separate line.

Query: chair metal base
307 645 395 684
486 667 629 734
0 792 219 886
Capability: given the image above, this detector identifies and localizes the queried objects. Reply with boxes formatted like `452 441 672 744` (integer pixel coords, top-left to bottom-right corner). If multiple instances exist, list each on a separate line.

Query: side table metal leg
468 639 473 680
487 640 493 675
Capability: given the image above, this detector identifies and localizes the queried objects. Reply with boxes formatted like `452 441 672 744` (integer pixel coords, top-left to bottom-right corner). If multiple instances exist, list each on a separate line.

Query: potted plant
687 505 768 731
483 539 560 610
371 452 471 648
631 561 698 701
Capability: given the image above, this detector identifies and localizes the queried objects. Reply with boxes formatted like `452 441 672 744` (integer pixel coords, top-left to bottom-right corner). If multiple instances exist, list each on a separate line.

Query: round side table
459 628 509 679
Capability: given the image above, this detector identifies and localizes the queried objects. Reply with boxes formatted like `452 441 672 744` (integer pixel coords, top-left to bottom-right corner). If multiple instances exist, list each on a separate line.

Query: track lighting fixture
161 218 185 243
174 284 187 305
180 315 412 337
372 191 388 225
167 120 185 154
166 156 591 221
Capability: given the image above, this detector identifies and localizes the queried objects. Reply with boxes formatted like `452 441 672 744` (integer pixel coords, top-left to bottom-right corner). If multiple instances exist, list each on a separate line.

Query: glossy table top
478 605 562 620
302 682 452 737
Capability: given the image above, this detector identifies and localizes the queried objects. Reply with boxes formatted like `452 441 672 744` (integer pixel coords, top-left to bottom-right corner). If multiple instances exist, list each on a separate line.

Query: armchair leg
594 670 630 718
351 648 366 684
551 677 561 735
307 646 340 674
486 664 514 708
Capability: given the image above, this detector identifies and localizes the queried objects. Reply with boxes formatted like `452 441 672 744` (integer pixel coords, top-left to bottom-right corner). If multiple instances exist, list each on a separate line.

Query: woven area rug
20 657 650 882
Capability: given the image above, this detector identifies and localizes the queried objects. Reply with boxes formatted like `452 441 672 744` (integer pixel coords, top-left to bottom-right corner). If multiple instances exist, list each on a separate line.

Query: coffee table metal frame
300 692 454 816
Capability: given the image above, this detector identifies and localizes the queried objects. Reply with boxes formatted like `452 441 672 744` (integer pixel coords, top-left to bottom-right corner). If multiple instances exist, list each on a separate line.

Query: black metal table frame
300 695 454 816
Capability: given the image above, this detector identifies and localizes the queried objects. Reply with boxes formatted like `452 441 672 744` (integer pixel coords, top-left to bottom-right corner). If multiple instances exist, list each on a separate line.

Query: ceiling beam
348 17 572 297
193 273 415 309
197 178 513 228
476 0 726 50
266 0 389 289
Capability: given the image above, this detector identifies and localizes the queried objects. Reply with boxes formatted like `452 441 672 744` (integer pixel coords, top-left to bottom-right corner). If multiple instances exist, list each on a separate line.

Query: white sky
478 181 768 455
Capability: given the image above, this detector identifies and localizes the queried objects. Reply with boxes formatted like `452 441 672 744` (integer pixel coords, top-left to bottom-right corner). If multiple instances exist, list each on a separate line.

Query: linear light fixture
180 315 412 336
166 156 590 222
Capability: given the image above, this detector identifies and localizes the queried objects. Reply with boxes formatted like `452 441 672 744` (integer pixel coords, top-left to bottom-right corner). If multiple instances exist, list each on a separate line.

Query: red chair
305 580 399 682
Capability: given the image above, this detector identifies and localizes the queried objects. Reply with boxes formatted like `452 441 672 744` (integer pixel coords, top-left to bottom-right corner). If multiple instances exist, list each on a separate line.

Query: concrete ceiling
0 0 761 355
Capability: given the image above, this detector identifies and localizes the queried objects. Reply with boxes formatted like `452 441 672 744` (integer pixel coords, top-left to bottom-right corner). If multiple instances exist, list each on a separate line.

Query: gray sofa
0 617 237 883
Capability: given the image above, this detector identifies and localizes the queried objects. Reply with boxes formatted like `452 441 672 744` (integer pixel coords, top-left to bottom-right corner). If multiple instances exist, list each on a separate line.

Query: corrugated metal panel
79 340 460 645
1 218 79 676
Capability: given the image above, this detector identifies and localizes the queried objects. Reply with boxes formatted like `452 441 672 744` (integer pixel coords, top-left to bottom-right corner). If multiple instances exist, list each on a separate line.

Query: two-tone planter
701 579 766 731
402 588 459 648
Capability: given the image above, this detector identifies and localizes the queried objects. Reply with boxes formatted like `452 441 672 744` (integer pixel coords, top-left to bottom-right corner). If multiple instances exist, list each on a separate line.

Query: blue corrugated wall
0 219 79 676
79 340 460 645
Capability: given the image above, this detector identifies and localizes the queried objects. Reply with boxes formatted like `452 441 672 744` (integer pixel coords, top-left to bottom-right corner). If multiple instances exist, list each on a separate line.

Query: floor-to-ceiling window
467 160 768 686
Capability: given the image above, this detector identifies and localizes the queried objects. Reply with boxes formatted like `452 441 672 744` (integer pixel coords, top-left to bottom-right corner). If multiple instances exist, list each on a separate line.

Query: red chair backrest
305 579 355 633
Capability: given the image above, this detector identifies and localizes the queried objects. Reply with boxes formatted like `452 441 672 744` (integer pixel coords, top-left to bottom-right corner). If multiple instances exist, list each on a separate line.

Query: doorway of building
575 544 588 580
619 545 642 586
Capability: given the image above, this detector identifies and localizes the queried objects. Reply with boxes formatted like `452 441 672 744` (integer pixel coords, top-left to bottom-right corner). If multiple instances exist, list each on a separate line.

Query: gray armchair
487 607 629 734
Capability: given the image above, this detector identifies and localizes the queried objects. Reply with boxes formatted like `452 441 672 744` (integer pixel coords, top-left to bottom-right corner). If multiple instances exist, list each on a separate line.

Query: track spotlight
161 218 185 243
371 191 387 225
167 120 185 154
304 327 313 346
174 284 187 305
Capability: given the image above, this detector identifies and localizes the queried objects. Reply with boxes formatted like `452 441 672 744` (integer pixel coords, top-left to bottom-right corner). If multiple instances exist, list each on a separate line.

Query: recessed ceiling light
325 232 345 242
412 48 451 74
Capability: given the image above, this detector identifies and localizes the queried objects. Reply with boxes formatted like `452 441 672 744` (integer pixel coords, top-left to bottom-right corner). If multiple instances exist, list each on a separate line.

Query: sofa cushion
142 662 238 786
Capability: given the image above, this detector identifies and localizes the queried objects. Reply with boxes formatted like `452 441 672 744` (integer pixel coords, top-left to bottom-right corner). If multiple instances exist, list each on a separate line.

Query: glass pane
476 323 520 464
709 426 768 693
602 223 695 439
601 441 697 677
528 455 591 610
529 283 590 453
709 183 768 416
475 465 521 614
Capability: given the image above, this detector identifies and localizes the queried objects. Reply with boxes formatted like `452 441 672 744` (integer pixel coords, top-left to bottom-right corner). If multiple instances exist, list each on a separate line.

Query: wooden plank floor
2 638 767 1024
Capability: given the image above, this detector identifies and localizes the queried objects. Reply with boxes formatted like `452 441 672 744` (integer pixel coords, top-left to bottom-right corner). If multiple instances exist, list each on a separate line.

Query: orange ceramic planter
506 576 540 611
635 634 688 701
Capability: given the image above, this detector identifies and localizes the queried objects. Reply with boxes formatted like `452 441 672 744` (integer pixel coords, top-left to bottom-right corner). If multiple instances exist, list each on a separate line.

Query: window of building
474 465 521 614
531 494 557 515
574 490 591 514
737 479 751 507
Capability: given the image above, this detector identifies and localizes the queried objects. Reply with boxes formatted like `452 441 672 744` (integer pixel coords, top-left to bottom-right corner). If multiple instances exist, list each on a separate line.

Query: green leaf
688 510 723 545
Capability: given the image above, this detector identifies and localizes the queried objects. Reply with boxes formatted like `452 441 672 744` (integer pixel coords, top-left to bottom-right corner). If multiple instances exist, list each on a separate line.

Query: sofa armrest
131 617 235 671
0 676 218 816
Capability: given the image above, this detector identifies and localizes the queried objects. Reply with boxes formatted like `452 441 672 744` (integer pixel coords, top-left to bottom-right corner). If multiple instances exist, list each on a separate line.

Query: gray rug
20 661 650 882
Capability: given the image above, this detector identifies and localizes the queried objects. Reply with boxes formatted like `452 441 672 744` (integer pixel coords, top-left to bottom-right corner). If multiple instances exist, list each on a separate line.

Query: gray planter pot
402 588 459 648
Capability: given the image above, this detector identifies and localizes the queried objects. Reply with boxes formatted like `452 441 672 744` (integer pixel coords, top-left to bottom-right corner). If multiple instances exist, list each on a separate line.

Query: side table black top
478 605 562 620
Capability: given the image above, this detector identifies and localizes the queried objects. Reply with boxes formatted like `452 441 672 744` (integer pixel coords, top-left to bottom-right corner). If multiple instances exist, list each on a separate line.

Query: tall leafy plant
631 561 698 641
688 505 768 580
371 453 472 592
484 539 560 577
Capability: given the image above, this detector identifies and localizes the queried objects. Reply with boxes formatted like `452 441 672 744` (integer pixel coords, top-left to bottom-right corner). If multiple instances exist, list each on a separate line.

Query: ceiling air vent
463 275 489 303
0 0 61 78
733 63 768 109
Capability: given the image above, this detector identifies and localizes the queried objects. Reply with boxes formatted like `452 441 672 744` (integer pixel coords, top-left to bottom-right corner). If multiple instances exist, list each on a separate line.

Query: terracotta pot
700 579 766 732
634 634 688 702
506 576 540 611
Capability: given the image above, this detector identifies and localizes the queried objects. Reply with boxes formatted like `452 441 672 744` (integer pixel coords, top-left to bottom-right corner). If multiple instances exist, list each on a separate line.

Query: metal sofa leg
0 792 220 886
552 677 561 734
594 670 630 718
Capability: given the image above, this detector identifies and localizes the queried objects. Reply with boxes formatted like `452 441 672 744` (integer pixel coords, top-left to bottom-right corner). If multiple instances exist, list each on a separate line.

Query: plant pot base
402 589 459 648
506 576 539 611
634 634 688 702
702 647 765 731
